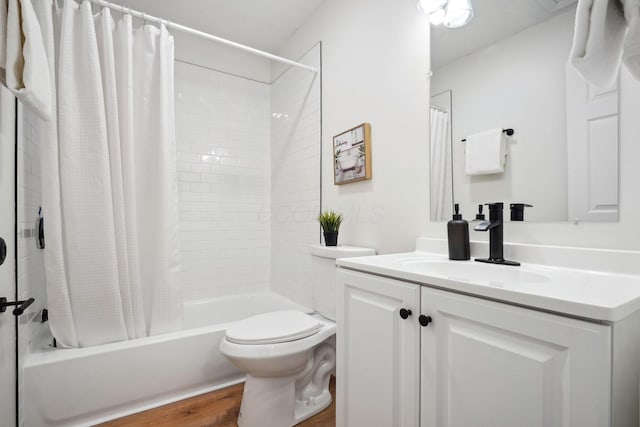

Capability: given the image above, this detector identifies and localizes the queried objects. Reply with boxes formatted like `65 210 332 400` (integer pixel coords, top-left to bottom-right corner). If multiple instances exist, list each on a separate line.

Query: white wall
275 0 431 255
107 10 272 84
431 10 573 222
175 62 272 302
270 45 321 308
173 31 272 84
279 0 640 252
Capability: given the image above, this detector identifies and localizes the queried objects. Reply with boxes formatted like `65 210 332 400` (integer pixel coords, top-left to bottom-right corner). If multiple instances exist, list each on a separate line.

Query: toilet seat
225 310 321 345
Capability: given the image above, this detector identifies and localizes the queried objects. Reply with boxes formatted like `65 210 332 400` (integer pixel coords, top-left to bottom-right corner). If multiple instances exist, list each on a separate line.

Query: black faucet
473 202 520 267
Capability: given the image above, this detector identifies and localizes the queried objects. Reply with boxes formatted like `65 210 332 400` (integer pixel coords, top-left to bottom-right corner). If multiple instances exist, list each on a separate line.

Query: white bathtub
23 292 311 427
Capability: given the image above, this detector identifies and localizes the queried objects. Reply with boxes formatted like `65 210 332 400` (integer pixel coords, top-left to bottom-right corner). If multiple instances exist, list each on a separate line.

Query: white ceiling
431 0 577 69
119 0 326 52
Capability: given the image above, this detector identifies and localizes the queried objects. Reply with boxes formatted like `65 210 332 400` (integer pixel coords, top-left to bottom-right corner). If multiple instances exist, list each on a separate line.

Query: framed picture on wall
333 123 372 185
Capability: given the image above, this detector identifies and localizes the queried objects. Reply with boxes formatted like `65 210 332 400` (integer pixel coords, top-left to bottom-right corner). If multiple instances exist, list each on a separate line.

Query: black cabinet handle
419 315 432 327
399 308 412 319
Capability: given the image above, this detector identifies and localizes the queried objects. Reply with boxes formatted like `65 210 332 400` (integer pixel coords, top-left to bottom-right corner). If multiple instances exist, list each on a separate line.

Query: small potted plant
317 209 343 246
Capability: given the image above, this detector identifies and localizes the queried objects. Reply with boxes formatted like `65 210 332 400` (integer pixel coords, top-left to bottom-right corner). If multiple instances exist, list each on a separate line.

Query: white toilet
220 244 375 427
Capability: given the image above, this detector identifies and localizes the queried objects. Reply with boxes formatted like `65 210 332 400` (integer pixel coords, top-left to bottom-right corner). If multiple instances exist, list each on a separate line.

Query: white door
421 286 611 427
336 269 420 427
0 87 17 424
566 64 619 222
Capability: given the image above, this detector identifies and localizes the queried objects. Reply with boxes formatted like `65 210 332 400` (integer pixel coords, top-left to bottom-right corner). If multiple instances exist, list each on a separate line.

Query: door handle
0 297 35 316
37 209 45 249
0 237 6 265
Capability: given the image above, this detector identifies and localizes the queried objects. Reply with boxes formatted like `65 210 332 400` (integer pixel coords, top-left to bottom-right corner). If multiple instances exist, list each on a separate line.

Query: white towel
622 0 640 79
3 0 51 120
464 128 506 176
569 0 627 88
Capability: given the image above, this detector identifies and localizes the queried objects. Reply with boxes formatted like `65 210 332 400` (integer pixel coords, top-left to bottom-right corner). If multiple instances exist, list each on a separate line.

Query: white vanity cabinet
420 286 610 427
336 268 421 427
337 268 622 427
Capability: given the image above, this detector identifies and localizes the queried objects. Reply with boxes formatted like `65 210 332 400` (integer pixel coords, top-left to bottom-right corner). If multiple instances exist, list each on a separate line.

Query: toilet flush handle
399 308 412 319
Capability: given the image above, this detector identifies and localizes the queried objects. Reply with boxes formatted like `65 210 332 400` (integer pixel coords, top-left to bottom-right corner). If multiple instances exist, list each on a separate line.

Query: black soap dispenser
448 204 470 261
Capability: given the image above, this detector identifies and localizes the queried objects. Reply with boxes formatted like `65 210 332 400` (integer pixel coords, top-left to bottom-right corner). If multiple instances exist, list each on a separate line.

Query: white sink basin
399 259 551 286
336 242 640 322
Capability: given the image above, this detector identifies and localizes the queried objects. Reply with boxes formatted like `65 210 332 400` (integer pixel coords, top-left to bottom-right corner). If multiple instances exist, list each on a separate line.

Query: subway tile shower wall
18 107 47 426
270 45 321 308
175 62 272 302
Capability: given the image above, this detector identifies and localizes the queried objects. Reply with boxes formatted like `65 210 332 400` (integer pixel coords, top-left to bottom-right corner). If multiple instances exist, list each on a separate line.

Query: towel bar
462 128 514 142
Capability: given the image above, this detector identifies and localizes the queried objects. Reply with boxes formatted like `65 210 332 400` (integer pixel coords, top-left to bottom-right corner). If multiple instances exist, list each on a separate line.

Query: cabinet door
421 287 611 427
336 269 420 427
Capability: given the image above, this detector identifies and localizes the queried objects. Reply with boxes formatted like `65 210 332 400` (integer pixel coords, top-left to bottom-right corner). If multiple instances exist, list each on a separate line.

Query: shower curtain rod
87 0 319 74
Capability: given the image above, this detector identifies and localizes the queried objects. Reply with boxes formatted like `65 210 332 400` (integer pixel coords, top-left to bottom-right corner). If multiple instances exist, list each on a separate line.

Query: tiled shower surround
175 63 272 301
270 45 322 308
16 48 321 327
175 46 321 303
17 108 47 425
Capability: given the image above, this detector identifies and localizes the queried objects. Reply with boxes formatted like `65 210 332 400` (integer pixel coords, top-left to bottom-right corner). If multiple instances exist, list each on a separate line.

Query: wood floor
98 377 336 427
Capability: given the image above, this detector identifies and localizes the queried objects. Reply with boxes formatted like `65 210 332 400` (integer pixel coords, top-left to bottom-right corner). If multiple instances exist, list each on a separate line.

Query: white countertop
337 250 640 322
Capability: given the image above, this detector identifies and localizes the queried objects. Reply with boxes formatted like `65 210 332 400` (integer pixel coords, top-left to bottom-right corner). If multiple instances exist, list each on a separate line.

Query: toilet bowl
219 244 375 427
220 312 336 426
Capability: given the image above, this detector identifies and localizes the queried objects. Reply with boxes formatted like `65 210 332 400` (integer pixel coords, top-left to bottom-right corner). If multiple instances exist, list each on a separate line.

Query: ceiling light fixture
429 7 446 26
417 0 448 14
417 0 474 28
443 0 474 28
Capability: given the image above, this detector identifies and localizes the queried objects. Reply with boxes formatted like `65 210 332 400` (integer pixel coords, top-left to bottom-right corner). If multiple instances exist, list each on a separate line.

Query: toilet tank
310 245 376 321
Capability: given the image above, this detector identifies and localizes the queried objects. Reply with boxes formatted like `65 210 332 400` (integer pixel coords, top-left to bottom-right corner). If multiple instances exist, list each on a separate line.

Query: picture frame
333 123 372 185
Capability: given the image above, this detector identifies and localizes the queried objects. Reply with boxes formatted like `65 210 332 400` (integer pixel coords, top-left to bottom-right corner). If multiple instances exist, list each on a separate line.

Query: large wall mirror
429 0 620 223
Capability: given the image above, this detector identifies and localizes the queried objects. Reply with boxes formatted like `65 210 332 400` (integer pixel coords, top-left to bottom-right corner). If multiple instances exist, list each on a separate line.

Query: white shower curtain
33 0 181 348
430 107 452 221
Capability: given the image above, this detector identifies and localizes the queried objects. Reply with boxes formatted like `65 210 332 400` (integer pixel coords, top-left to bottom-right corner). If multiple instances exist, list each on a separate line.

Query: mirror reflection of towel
623 0 640 80
464 128 505 176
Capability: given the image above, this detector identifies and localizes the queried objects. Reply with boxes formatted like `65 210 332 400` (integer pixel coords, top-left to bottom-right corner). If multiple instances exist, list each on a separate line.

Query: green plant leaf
316 209 343 233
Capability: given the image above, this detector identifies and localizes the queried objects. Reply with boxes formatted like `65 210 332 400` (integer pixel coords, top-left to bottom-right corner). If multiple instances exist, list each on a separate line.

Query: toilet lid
225 310 322 345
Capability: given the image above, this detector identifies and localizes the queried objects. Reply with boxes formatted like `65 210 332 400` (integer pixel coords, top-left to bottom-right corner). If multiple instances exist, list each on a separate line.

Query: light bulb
443 0 474 28
417 0 448 14
429 8 446 26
